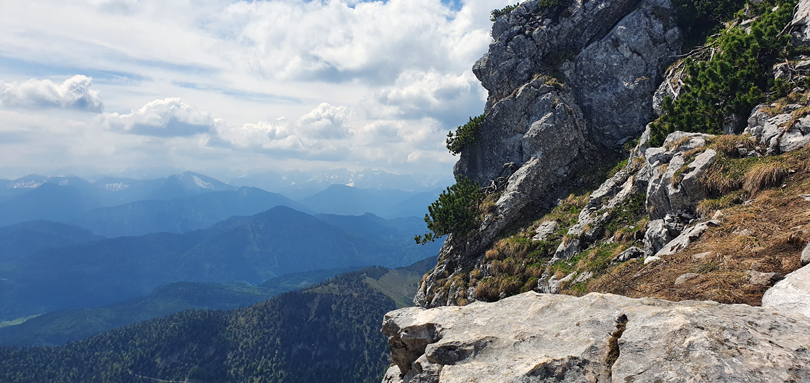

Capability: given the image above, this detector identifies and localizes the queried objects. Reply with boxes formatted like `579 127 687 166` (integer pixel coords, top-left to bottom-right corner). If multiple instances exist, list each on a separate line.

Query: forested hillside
0 268 404 383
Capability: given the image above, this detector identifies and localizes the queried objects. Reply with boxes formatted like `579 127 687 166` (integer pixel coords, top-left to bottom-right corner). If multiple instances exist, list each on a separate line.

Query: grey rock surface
383 292 810 383
453 76 588 187
613 246 644 263
654 219 721 257
745 104 810 155
673 272 701 286
802 242 810 266
746 270 782 286
416 79 589 308
643 132 714 220
763 263 810 318
792 0 810 46
643 216 683 255
537 271 576 294
551 158 646 262
474 0 681 145
532 220 559 242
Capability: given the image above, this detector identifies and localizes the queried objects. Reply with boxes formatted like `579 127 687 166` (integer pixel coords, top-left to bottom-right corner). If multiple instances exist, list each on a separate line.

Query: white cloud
98 98 216 136
296 102 352 139
0 75 103 112
365 69 483 121
215 0 497 83
0 0 517 178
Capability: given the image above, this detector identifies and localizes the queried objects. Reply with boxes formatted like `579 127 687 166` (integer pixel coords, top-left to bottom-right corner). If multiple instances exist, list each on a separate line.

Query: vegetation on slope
591 141 809 304
461 136 808 306
649 0 797 146
0 268 362 347
0 269 404 383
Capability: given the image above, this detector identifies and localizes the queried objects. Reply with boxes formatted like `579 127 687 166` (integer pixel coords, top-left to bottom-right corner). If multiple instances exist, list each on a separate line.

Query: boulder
643 132 715 220
762 263 810 318
673 272 701 286
642 216 684 255
532 220 559 242
613 246 644 263
745 104 810 155
654 219 721 257
382 292 810 383
746 270 782 286
802 242 810 266
791 0 810 46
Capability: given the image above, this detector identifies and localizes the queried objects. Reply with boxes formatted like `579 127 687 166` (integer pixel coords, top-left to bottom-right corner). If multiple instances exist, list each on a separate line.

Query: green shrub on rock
649 0 796 147
446 114 485 155
415 176 484 245
490 4 519 21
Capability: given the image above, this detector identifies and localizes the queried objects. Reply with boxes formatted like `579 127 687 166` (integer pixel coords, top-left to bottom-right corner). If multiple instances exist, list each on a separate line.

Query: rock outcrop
416 0 682 308
763 263 810 318
383 292 810 383
457 0 681 185
746 103 810 155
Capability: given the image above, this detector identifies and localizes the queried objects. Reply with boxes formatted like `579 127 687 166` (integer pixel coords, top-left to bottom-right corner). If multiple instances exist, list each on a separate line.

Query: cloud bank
0 75 103 112
98 98 216 137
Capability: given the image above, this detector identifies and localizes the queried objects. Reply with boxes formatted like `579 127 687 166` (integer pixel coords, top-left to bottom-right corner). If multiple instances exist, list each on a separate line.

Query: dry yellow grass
586 147 810 305
743 162 788 194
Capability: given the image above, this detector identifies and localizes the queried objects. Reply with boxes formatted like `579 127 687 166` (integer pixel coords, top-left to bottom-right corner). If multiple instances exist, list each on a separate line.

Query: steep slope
413 0 809 309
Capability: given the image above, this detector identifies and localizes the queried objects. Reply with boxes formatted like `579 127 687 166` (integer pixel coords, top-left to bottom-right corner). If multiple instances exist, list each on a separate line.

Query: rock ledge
383 292 810 383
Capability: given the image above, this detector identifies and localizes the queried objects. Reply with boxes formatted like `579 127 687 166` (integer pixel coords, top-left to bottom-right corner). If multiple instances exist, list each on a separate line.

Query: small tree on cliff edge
415 176 484 245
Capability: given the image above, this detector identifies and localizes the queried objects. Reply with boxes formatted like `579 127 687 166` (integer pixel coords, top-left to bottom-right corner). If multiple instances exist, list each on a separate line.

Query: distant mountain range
0 170 446 234
0 172 241 228
75 187 308 237
0 207 442 321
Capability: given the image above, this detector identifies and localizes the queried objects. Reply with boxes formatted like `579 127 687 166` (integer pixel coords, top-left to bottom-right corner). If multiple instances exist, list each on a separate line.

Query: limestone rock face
382 292 810 383
474 0 680 145
459 0 681 187
417 0 682 309
763 263 810 318
416 80 590 308
452 76 589 187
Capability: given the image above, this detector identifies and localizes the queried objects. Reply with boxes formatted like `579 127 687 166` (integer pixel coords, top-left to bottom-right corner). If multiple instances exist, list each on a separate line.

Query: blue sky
0 0 512 181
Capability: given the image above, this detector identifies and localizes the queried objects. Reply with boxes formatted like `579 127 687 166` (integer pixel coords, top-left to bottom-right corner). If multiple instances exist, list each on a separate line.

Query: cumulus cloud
214 102 355 159
296 103 352 139
215 0 497 83
98 98 216 137
0 75 103 112
365 70 483 120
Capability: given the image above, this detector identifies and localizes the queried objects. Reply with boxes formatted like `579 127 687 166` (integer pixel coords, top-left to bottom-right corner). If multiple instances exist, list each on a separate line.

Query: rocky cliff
383 0 810 381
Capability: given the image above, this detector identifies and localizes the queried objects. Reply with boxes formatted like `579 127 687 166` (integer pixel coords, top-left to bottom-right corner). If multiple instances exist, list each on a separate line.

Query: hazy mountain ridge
0 206 441 321
75 187 308 237
0 220 103 262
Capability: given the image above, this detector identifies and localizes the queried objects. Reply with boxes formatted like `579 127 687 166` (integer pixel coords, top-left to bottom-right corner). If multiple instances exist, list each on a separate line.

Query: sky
0 0 511 181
